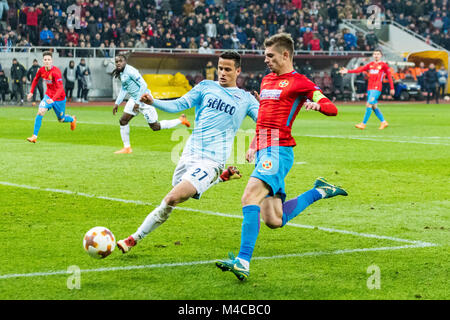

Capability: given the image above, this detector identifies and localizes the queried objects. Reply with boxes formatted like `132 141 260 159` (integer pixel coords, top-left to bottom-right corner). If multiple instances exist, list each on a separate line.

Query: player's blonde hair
264 33 295 59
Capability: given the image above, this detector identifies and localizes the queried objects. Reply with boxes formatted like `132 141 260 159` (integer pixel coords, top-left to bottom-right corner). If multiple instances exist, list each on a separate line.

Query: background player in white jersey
117 51 258 253
112 54 191 154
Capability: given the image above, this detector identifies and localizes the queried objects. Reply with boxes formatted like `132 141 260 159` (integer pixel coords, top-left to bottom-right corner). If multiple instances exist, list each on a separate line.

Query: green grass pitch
0 103 448 300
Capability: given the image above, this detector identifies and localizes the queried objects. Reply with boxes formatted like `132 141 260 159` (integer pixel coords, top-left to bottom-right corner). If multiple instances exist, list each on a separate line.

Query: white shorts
124 98 158 124
172 155 223 199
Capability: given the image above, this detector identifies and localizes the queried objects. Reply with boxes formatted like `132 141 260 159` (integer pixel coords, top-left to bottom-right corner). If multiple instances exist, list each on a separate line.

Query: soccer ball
83 226 116 259
444 95 450 102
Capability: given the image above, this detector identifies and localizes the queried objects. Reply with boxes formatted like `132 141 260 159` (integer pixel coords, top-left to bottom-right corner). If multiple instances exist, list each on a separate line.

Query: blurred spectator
80 69 92 103
205 18 217 39
343 28 357 51
40 26 54 46
414 61 428 89
309 33 321 51
423 63 439 104
365 30 379 51
76 59 89 102
188 37 198 50
0 69 9 104
354 63 368 101
64 61 76 102
134 36 148 51
1 0 449 53
330 63 343 101
0 0 9 23
27 59 43 103
203 61 217 80
10 58 26 105
66 27 80 46
301 61 314 80
437 66 448 99
23 4 42 45
198 41 214 54
245 72 260 93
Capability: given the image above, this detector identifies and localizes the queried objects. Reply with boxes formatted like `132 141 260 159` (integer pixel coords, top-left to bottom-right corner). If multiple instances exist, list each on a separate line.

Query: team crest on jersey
279 80 289 87
262 160 272 170
48 74 52 80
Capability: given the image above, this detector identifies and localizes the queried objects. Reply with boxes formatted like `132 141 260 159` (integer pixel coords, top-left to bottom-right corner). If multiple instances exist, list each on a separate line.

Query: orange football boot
355 123 366 130
114 147 132 154
179 114 191 127
27 135 37 143
379 121 389 130
70 116 77 131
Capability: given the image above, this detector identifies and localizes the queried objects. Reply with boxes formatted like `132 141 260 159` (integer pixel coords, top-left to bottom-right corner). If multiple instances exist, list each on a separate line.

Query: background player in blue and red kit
216 33 348 281
26 51 76 143
340 49 394 130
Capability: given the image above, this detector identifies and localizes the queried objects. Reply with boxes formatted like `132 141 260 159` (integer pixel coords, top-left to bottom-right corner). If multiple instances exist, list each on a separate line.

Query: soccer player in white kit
112 54 191 154
117 51 259 253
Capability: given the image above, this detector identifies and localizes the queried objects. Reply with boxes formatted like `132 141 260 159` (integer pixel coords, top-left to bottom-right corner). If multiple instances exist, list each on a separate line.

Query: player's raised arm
141 81 205 113
342 63 370 74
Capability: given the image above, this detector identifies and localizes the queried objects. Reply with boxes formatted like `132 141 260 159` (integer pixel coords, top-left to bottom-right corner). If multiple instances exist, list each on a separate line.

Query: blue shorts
39 95 67 120
367 90 381 105
250 146 294 203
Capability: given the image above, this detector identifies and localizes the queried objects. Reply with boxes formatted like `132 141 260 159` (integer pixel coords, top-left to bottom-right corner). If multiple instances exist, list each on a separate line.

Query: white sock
159 119 181 129
315 188 326 198
237 257 250 270
132 200 173 241
120 124 131 148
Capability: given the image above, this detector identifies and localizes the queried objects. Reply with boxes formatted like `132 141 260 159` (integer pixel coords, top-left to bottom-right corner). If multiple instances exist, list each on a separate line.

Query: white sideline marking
297 134 450 146
0 181 436 248
0 243 436 280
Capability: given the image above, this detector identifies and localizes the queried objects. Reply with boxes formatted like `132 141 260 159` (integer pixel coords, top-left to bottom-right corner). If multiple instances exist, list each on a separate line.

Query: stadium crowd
0 0 448 104
0 0 449 55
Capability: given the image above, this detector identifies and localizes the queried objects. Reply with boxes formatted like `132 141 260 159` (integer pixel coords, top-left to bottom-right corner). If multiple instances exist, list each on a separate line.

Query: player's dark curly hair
112 54 128 79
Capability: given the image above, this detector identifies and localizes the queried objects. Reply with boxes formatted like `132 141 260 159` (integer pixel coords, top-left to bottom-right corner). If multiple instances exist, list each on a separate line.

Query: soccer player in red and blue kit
216 33 348 281
26 51 76 143
340 49 394 130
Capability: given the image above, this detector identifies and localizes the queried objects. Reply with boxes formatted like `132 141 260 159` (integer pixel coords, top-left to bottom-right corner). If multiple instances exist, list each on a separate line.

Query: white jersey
152 80 259 165
115 64 148 105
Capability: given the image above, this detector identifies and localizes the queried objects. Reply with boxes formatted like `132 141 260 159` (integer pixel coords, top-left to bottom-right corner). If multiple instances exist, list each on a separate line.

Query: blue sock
373 108 385 122
237 205 261 263
33 115 43 136
62 115 73 123
281 189 322 226
363 107 372 124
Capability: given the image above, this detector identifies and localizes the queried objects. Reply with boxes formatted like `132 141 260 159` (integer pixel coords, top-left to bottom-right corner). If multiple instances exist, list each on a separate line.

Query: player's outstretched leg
280 177 347 227
158 114 191 129
115 117 133 154
27 108 48 143
355 106 372 129
117 199 173 253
